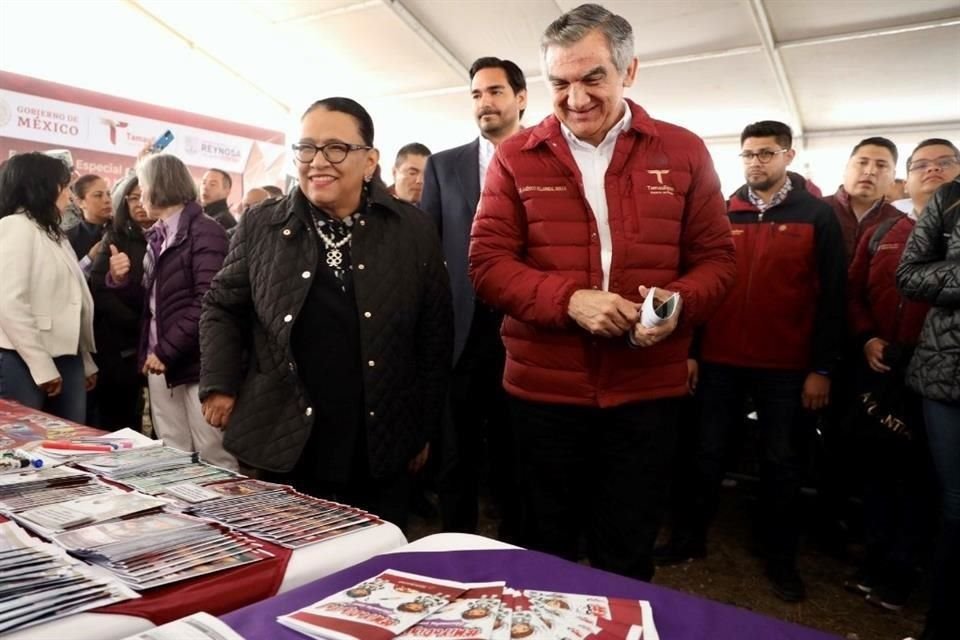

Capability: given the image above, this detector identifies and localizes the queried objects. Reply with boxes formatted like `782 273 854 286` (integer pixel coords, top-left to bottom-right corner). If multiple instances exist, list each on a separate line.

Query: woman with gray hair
108 154 236 470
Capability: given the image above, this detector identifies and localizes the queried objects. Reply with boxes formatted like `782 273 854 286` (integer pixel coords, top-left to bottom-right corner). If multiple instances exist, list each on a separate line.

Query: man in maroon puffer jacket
844 138 960 612
468 3 735 581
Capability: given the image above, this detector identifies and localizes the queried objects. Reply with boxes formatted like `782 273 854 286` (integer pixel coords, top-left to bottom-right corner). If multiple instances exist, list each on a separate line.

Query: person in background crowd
88 176 152 432
238 187 269 218
261 185 284 199
657 121 845 602
827 137 901 264
420 55 527 538
469 4 735 580
886 177 907 207
200 168 236 231
66 174 113 276
199 97 452 530
818 136 902 557
0 153 98 422
904 139 960 216
843 139 960 612
390 143 431 205
108 154 236 469
896 176 960 640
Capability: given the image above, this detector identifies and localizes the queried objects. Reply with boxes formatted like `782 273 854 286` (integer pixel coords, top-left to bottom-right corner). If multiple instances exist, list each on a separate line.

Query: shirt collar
478 135 496 158
748 175 793 212
560 101 632 150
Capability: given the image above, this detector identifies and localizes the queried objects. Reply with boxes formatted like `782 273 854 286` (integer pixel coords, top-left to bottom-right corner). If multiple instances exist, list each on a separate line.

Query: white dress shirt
560 102 632 291
478 136 496 190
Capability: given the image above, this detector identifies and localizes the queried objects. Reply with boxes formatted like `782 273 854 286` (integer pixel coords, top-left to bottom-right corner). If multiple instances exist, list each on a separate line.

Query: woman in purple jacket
108 154 236 470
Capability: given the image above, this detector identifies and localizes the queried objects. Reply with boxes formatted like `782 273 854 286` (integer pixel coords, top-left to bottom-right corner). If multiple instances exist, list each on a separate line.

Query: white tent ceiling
1 0 959 189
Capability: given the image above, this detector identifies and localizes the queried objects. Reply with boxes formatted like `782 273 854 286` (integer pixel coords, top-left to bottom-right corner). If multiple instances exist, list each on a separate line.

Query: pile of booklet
53 511 273 590
278 570 660 640
0 466 112 512
15 491 168 537
75 446 202 478
185 479 383 548
0 520 137 634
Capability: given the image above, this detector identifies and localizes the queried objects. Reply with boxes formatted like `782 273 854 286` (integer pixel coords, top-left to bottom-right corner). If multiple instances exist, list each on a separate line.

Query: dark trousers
509 396 680 581
94 355 145 431
681 363 808 566
0 349 86 423
923 398 960 639
439 305 519 539
858 369 933 595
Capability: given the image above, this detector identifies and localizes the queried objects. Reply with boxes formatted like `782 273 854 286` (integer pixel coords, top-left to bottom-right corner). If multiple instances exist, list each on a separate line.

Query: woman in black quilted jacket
896 177 960 640
199 97 453 531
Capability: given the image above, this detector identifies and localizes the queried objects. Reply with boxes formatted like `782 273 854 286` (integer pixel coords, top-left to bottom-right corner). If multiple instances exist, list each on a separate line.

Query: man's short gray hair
541 3 635 74
137 154 198 208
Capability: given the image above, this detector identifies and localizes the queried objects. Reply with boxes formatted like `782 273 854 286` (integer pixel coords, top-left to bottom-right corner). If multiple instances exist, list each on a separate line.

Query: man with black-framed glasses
658 120 845 603
903 138 960 217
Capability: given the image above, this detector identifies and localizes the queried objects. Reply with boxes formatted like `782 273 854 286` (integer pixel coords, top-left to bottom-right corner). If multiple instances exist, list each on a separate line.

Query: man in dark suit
420 57 527 537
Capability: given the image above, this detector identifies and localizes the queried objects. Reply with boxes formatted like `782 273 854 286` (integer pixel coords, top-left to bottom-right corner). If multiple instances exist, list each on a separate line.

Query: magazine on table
0 520 138 634
54 511 216 557
396 582 505 640
278 578 661 640
15 491 167 535
188 480 383 549
76 446 198 478
120 611 247 640
278 570 468 640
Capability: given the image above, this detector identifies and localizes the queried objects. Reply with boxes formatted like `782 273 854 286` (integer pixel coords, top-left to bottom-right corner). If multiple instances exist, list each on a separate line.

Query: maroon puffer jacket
469 100 735 407
848 214 930 347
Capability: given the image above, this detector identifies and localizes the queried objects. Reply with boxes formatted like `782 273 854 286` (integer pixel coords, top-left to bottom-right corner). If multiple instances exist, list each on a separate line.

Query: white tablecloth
6 521 406 640
399 532 519 552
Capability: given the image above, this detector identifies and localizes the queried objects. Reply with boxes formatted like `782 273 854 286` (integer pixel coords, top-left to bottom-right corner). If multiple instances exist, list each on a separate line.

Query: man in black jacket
201 168 237 230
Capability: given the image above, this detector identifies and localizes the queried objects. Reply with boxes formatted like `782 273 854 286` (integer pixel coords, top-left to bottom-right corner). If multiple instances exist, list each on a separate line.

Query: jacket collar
203 199 230 217
729 171 815 214
521 99 660 152
270 182 403 230
165 201 202 248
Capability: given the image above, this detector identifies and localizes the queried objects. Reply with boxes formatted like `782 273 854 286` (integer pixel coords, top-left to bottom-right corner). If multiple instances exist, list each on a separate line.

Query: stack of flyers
0 479 114 512
522 590 658 640
0 520 137 634
116 462 238 496
15 491 167 536
278 570 469 640
279 576 660 640
53 512 273 590
187 479 382 548
120 611 248 640
76 446 198 478
0 465 94 494
396 582 505 640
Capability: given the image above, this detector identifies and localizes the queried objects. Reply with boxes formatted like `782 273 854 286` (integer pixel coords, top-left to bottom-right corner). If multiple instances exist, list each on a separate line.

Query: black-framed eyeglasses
908 157 960 173
739 149 789 163
291 142 372 164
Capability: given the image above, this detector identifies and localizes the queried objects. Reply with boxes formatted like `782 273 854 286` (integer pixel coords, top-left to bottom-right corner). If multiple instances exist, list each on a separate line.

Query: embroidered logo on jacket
645 169 675 195
518 185 568 193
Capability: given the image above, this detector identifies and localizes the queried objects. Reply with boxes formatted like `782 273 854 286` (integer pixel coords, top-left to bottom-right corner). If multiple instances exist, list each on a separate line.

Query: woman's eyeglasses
291 142 371 164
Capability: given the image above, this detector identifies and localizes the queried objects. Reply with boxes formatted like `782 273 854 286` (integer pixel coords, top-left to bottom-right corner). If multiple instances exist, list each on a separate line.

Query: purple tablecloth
222 549 840 640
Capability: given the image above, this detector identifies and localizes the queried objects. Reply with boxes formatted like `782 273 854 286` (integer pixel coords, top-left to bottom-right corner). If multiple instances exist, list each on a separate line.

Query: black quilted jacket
199 184 453 474
896 178 960 404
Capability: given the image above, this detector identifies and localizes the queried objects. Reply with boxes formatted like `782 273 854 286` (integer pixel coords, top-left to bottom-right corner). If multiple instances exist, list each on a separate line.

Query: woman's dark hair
0 152 71 240
110 175 144 240
302 97 375 146
72 174 103 200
